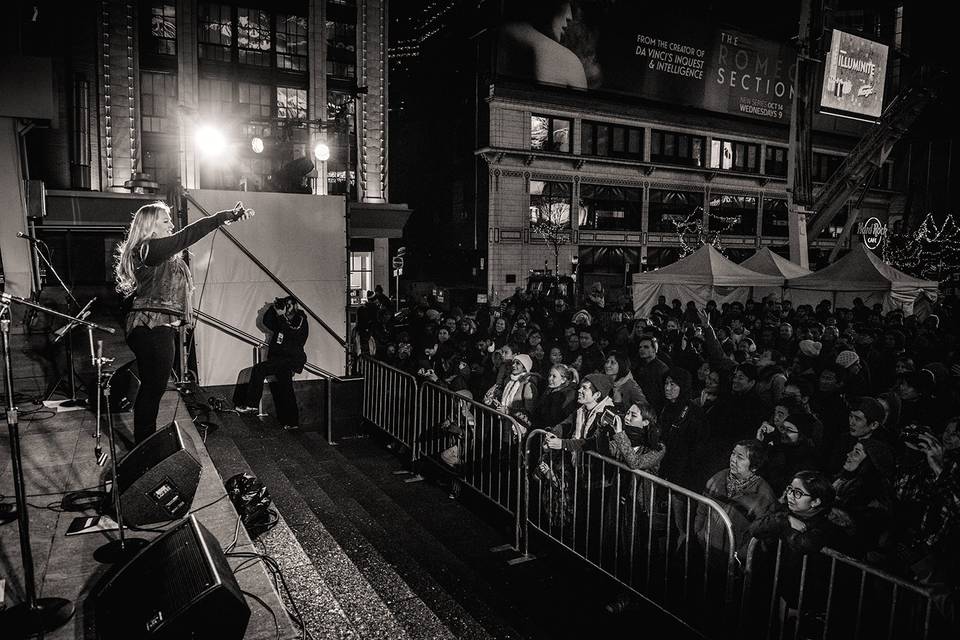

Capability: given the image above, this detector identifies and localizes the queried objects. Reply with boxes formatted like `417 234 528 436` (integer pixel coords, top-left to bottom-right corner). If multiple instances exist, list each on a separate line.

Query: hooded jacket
658 367 709 489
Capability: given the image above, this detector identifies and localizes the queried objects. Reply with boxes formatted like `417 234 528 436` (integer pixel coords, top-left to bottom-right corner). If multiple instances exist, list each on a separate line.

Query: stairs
199 408 703 640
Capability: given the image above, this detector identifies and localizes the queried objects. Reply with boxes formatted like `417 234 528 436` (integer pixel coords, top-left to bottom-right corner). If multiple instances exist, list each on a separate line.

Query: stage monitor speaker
93 514 250 640
115 421 201 526
109 359 140 412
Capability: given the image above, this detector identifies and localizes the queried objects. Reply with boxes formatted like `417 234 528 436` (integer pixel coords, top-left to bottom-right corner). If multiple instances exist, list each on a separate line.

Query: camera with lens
598 408 618 432
901 423 930 447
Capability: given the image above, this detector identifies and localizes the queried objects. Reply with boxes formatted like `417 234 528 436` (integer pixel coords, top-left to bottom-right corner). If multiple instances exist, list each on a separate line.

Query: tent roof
786 244 939 291
740 247 812 279
632 244 784 287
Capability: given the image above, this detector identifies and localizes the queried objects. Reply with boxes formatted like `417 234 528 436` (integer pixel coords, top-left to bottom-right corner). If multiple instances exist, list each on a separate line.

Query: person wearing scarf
484 353 539 424
545 373 615 456
604 350 647 411
695 439 776 557
607 402 665 474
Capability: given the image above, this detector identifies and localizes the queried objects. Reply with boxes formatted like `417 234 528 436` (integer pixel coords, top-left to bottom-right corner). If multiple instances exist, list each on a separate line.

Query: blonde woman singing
115 200 253 442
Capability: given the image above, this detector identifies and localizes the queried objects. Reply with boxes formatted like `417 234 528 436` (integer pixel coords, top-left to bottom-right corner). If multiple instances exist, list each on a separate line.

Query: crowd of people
359 285 960 627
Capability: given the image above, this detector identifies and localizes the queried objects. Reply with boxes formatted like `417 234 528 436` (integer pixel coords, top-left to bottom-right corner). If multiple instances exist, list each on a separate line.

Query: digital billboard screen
492 3 797 123
819 29 889 121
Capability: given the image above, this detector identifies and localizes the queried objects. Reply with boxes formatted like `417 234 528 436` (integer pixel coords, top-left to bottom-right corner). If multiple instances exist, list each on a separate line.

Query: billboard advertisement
493 3 796 123
819 29 889 121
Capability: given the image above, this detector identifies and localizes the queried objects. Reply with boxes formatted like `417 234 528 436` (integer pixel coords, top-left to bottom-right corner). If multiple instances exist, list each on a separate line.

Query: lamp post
313 138 330 196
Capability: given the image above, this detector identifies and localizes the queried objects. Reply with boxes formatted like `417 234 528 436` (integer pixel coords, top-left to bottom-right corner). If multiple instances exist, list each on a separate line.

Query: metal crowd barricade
415 381 524 540
740 537 942 640
520 429 741 637
359 356 419 452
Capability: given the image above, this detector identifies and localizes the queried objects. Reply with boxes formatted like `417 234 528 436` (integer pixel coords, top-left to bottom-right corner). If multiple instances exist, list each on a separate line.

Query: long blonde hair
114 201 172 296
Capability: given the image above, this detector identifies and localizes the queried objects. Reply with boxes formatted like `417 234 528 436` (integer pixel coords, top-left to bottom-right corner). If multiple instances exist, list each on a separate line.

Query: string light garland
882 213 960 281
672 206 740 256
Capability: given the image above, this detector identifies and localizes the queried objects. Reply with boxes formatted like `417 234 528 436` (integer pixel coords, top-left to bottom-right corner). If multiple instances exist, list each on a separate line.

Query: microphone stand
92 336 148 564
0 299 75 637
29 238 88 407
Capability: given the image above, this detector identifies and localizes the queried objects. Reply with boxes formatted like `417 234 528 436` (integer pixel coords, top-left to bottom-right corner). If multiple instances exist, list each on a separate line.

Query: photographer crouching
235 296 308 430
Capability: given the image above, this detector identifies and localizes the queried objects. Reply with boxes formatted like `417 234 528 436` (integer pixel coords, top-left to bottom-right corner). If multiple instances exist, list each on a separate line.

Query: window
710 139 761 172
238 7 271 66
326 60 356 79
529 180 572 228
812 152 843 182
140 71 178 133
142 148 176 192
326 19 356 52
239 82 272 118
578 184 643 231
530 115 571 153
650 130 705 167
350 251 373 294
199 3 233 62
276 14 308 70
198 77 234 115
761 197 789 236
709 194 758 235
237 156 273 192
765 146 788 177
150 2 176 55
277 87 307 120
648 189 704 232
581 121 643 159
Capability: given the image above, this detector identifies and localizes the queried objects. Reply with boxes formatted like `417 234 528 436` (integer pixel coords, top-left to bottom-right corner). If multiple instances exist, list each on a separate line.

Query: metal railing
521 429 739 637
416 381 524 529
359 357 419 451
741 537 941 640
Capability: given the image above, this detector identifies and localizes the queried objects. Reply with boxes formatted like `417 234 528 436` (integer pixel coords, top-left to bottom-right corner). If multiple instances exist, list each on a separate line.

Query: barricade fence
741 537 940 640
358 357 950 639
522 429 740 636
415 382 523 536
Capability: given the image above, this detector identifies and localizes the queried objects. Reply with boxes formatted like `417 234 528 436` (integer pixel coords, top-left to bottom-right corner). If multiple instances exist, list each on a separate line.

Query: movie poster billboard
492 3 796 123
819 29 888 121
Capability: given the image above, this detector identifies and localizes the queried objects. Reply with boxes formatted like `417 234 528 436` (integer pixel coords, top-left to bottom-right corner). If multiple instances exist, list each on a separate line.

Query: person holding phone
235 296 308 430
115 199 254 443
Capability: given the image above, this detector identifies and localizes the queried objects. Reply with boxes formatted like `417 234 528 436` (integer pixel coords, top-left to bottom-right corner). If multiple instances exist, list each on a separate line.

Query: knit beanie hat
799 340 823 358
513 354 533 374
583 373 613 399
835 350 860 369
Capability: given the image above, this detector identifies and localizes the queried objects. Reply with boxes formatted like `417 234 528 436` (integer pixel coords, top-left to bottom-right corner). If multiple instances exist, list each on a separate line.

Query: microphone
17 231 41 243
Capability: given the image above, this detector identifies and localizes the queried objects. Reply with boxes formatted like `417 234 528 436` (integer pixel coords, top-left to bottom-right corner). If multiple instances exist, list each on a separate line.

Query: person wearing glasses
756 400 820 494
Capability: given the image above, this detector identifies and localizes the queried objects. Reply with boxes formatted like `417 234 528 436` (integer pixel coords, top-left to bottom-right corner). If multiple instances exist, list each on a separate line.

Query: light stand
92 336 148 564
0 299 75 637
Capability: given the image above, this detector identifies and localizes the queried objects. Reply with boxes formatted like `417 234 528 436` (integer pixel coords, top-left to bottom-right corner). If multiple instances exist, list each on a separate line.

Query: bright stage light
251 136 265 154
313 142 330 161
196 125 227 156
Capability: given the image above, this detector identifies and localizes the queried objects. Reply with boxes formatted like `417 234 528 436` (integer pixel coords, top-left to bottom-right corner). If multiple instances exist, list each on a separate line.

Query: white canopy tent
632 245 783 316
785 244 939 314
739 247 813 301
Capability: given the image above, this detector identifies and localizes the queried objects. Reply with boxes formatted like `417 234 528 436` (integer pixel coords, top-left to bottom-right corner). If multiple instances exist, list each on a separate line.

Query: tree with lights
883 213 960 281
530 191 572 274
672 207 740 257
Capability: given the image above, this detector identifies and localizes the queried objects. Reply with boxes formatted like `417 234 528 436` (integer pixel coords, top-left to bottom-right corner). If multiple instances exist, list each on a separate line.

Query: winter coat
610 371 647 411
534 382 578 429
695 470 776 557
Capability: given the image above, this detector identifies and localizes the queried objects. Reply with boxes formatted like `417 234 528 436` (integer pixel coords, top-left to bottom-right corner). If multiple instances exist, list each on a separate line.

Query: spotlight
196 125 227 156
313 142 330 162
251 136 265 154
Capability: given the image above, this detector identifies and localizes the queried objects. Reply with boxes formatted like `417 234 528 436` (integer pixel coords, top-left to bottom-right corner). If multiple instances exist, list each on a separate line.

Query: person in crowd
811 365 851 459
659 367 709 491
830 437 896 550
632 334 670 411
756 400 820 493
577 325 605 375
484 353 539 417
545 373 615 455
606 402 665 473
705 363 771 471
535 363 579 428
695 439 776 557
115 200 253 442
835 349 871 397
828 396 892 473
603 350 646 410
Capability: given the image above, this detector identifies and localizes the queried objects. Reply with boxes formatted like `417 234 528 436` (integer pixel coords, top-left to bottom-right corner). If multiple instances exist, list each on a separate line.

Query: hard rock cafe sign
858 217 885 250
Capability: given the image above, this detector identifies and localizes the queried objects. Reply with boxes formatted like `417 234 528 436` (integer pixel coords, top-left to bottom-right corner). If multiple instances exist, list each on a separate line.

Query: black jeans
241 358 300 427
127 326 176 444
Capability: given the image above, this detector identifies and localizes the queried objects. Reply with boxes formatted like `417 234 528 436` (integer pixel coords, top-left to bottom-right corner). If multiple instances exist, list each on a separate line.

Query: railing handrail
819 546 935 597
360 355 419 383
194 308 338 379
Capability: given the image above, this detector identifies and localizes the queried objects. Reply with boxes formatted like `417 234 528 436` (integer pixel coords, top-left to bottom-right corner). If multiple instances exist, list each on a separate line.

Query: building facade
2 0 407 301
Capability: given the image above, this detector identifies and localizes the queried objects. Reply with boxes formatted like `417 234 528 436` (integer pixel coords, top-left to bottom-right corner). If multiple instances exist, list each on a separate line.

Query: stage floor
0 389 298 640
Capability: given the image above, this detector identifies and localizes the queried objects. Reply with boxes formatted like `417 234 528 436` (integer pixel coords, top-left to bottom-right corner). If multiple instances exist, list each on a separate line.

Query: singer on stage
115 200 253 443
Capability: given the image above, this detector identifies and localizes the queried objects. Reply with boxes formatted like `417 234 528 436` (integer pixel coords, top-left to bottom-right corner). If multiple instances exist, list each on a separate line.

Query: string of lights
882 213 960 281
672 206 739 256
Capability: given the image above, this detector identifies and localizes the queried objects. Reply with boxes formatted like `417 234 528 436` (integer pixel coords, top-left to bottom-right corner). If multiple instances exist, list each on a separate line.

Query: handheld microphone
17 231 41 243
